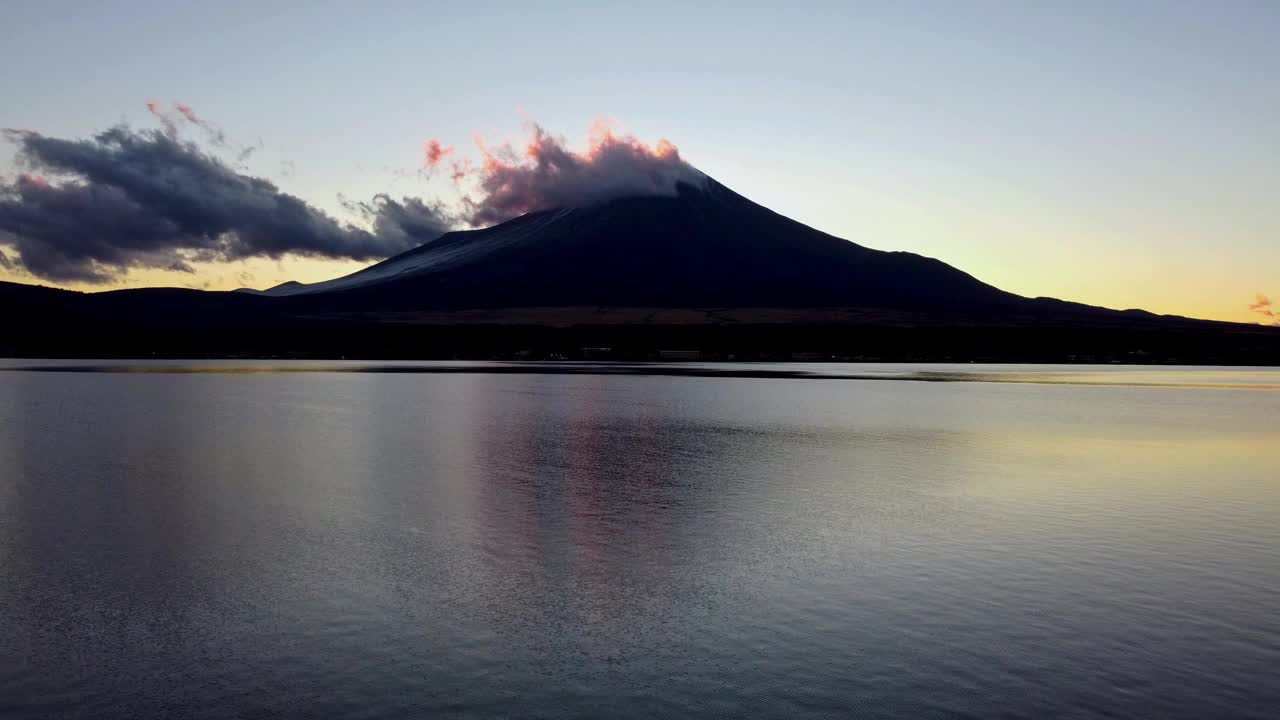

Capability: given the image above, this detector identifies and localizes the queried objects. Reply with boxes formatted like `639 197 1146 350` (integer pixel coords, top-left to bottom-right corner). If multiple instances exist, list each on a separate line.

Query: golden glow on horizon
0 255 368 296
0 251 1270 327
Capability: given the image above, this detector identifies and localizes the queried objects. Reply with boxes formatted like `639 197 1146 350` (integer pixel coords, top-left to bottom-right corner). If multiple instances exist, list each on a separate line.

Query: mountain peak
265 175 1012 312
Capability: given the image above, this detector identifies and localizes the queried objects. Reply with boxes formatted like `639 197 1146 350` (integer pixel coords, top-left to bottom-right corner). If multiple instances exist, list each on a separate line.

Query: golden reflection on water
2 362 1279 390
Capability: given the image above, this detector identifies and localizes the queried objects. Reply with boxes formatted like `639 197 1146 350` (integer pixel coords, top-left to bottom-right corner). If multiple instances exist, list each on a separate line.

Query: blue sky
2 1 1277 322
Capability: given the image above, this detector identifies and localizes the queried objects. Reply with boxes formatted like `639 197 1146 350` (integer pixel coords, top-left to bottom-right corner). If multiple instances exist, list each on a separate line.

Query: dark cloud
0 124 451 283
367 195 454 246
1 112 703 284
434 120 704 227
338 193 455 248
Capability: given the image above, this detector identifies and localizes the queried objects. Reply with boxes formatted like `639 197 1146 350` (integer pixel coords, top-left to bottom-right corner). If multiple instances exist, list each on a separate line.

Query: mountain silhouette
3 174 1277 362
259 176 1015 311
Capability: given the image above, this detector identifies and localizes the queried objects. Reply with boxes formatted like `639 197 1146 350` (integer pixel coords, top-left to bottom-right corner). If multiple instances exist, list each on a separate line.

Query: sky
1 0 1277 324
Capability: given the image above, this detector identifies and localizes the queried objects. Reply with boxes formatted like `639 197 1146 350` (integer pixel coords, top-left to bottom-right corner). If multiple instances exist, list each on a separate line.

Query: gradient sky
2 1 1277 323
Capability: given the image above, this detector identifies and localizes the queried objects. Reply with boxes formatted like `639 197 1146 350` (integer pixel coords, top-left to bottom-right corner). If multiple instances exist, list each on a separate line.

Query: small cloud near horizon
1249 292 1279 326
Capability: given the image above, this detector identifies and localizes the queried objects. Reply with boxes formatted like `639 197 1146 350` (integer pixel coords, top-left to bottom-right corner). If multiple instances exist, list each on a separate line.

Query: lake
1 362 1278 719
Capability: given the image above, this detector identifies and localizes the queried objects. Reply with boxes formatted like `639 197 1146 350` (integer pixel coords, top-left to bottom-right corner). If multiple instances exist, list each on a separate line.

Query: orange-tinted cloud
423 138 454 171
447 117 702 226
1249 292 1279 326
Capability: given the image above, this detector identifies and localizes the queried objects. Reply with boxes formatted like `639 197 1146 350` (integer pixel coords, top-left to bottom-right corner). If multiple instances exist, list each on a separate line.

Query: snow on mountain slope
260 208 581 296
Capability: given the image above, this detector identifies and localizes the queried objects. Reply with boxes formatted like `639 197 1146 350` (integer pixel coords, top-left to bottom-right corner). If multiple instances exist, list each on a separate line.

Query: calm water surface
1 362 1278 719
